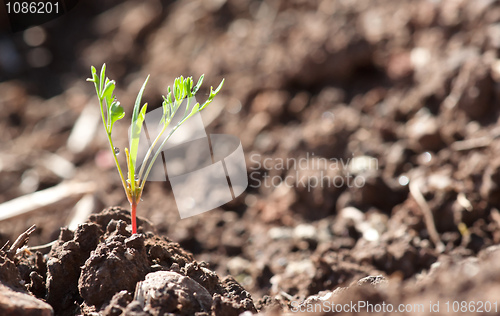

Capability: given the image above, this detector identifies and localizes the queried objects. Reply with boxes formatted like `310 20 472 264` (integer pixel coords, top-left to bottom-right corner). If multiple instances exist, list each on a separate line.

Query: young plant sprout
87 64 224 234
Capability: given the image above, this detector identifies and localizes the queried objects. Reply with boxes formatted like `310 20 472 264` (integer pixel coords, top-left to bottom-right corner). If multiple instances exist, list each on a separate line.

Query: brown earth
1 208 256 315
2 0 500 315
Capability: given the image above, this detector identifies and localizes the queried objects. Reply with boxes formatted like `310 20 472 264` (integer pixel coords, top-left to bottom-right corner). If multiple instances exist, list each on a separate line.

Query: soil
1 207 257 315
2 0 500 315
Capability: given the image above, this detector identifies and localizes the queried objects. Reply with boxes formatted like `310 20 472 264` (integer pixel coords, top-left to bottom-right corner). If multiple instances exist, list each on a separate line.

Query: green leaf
137 73 225 189
99 64 106 96
88 66 99 96
132 75 150 122
200 78 224 110
102 78 114 98
100 78 124 132
166 87 173 106
172 79 178 101
192 75 204 94
160 96 172 126
173 77 181 102
190 102 200 116
130 100 148 166
130 75 150 159
174 75 189 102
186 77 193 98
87 66 97 82
108 101 125 132
101 79 115 108
129 102 148 192
212 78 225 97
99 64 106 92
128 75 150 191
139 102 148 122
88 65 131 199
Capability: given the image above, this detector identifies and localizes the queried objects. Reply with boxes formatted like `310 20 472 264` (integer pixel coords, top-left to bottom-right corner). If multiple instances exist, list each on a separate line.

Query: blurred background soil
2 0 500 314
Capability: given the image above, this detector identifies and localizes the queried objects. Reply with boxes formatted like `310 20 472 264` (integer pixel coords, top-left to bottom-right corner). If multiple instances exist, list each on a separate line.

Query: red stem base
131 202 137 234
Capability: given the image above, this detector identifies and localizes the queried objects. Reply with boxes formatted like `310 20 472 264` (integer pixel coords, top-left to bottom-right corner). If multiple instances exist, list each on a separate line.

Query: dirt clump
1 207 256 316
0 283 54 316
0 244 54 315
78 227 150 312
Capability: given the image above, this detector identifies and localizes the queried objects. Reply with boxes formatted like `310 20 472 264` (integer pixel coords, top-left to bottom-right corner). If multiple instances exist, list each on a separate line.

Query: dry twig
6 224 36 258
409 178 445 253
0 181 96 222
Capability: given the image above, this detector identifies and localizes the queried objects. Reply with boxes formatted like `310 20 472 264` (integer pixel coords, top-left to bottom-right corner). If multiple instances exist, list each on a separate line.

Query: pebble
0 284 53 316
285 260 315 278
347 155 379 175
135 271 212 312
227 256 251 276
293 224 317 241
407 110 443 151
268 227 293 240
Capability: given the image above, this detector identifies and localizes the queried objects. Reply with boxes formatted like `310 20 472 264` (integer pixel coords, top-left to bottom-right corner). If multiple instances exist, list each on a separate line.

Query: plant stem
98 98 127 193
137 123 168 183
140 122 183 189
130 200 137 234
108 136 128 192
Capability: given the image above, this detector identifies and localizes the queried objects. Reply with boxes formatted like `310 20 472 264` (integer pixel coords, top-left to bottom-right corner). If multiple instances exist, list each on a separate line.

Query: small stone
293 224 317 241
406 110 444 152
347 156 379 175
428 173 453 191
125 234 144 249
268 227 293 240
134 271 212 314
0 283 53 316
227 257 251 276
339 207 365 223
285 260 315 278
356 275 387 287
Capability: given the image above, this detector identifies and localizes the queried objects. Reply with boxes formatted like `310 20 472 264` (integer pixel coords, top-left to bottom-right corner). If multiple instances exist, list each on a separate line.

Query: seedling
87 64 224 234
